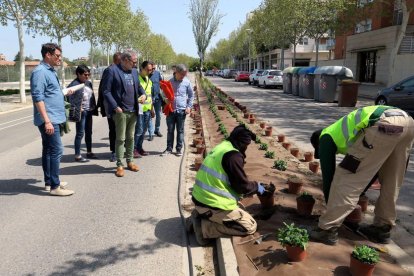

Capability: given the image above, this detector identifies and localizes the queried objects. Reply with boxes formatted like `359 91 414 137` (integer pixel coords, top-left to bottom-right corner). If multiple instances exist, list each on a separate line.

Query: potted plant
244 112 250 119
282 142 291 150
260 121 266 129
249 117 256 124
273 159 287 171
259 143 268 151
193 137 203 147
217 105 225 110
265 126 273 136
264 150 275 159
290 147 300 158
296 192 316 216
304 152 314 162
194 157 203 171
277 134 286 143
277 222 309 262
358 195 369 212
309 161 320 173
255 136 262 144
196 144 206 155
287 176 303 195
257 183 276 209
350 245 379 276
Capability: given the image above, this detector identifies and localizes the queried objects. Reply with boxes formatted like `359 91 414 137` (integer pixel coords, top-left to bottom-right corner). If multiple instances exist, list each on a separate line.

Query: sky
0 0 262 61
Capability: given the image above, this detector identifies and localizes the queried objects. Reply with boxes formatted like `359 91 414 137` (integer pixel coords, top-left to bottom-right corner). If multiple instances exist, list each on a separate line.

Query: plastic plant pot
350 254 376 276
296 195 315 216
196 144 206 155
304 152 314 162
249 118 256 124
290 148 300 158
309 161 320 173
244 113 250 119
282 142 291 150
217 105 225 110
286 245 307 262
278 134 286 143
194 157 203 171
265 126 273 136
257 183 276 209
260 122 266 129
288 177 303 195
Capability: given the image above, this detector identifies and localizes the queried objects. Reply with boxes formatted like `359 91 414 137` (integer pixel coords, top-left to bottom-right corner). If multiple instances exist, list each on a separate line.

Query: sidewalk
0 93 32 113
358 83 386 100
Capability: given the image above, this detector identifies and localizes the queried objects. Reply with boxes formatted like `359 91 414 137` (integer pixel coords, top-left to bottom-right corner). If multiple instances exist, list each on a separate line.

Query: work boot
50 186 74 196
310 227 338 245
155 131 163 137
358 224 391 244
127 162 140 172
191 210 212 246
115 166 125 177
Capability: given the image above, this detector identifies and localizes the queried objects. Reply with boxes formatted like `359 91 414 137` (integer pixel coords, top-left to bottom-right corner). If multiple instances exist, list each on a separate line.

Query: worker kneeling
310 105 414 245
189 125 270 245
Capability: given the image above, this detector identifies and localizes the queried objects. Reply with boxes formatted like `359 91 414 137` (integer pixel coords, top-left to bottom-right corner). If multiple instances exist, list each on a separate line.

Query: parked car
249 69 264 85
257 70 283 88
204 70 214 76
228 69 238 79
375 75 414 115
235 71 250 82
223 69 237 79
222 69 230 78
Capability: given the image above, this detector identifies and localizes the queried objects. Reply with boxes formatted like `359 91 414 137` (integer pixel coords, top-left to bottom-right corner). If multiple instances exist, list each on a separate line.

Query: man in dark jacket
97 52 121 162
188 125 272 245
103 50 146 177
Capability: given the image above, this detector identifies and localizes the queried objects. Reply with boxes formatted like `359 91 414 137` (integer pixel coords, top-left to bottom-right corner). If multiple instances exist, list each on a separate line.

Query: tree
189 0 224 72
0 0 40 103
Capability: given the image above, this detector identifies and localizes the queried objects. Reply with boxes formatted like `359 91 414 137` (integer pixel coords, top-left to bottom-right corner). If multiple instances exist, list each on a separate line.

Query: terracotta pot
193 137 204 147
282 142 291 150
345 205 362 224
265 126 272 136
358 195 369 212
286 245 307 262
244 113 250 119
242 108 248 114
196 144 206 155
257 184 275 209
217 105 225 110
288 178 303 194
259 122 266 129
229 97 235 103
277 134 285 143
194 158 203 171
195 127 203 134
249 118 256 124
249 113 255 118
235 102 240 107
290 147 300 158
304 152 314 162
296 197 315 216
350 255 376 276
309 161 320 173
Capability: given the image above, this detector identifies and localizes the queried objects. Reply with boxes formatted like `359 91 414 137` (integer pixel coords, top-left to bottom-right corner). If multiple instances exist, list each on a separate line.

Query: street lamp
246 28 253 72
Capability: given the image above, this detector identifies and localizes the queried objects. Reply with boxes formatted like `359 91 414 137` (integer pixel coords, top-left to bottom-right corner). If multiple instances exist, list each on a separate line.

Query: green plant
277 222 309 249
273 159 287 171
351 245 380 265
255 136 262 144
259 143 268 151
297 192 314 201
265 150 275 159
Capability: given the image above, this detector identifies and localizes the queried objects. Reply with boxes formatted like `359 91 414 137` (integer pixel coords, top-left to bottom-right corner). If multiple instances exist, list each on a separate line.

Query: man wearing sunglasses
103 50 146 177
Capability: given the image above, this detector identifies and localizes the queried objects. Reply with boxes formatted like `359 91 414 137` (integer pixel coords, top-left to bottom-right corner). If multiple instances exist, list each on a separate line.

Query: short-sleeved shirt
30 62 66 126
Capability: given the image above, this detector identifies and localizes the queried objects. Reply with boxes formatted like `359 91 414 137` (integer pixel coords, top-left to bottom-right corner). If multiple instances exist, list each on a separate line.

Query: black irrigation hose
178 139 194 276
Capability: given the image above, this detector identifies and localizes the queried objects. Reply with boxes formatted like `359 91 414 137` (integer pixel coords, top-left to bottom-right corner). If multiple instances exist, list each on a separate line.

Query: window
355 19 372 33
269 71 283 76
403 78 414 88
298 37 309 45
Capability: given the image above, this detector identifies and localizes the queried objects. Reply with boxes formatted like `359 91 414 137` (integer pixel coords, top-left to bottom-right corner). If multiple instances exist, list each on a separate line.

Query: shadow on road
0 178 44 196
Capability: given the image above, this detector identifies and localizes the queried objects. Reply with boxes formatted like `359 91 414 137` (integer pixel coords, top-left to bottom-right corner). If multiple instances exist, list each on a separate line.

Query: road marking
0 115 32 126
0 118 33 131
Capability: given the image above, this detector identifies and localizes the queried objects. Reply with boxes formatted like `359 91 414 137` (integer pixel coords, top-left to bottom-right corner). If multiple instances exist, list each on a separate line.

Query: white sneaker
45 181 67 191
50 186 74 196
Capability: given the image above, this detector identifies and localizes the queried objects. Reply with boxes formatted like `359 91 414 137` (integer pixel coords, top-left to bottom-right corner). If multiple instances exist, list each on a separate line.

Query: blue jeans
38 123 63 189
148 99 162 136
74 110 93 156
166 110 186 152
135 110 151 151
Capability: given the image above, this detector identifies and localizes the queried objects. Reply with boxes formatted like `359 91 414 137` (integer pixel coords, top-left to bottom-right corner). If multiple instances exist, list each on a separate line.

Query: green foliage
273 159 287 171
255 136 262 144
259 143 268 151
265 151 275 159
277 222 309 249
351 245 379 265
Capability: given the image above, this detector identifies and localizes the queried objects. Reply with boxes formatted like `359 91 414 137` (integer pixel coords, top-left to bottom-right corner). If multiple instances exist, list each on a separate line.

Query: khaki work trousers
194 205 257 239
319 111 414 230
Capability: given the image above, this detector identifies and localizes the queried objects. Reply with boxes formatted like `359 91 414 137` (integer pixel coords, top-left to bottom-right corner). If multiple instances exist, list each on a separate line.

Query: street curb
0 104 32 115
216 238 239 276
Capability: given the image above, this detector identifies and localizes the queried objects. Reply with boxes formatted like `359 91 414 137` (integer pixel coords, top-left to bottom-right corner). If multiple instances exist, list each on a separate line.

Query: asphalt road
0 106 188 275
207 76 414 256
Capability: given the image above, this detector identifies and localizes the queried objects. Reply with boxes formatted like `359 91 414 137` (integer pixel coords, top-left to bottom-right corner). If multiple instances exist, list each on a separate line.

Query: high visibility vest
321 105 392 154
192 140 240 211
139 75 153 112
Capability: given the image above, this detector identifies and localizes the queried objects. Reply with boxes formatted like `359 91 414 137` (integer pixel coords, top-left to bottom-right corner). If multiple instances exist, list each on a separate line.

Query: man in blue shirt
31 43 74 196
147 62 164 140
161 64 194 156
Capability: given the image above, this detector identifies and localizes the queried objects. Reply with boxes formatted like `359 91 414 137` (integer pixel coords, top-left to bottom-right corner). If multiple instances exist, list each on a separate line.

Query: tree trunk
58 36 65 88
89 40 94 85
16 16 26 104
107 43 110 66
315 38 320 67
280 48 285 70
389 0 409 85
293 43 297 67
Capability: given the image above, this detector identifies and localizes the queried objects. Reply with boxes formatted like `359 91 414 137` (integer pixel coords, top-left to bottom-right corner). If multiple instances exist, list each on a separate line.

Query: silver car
375 75 414 115
257 70 283 88
249 69 264 85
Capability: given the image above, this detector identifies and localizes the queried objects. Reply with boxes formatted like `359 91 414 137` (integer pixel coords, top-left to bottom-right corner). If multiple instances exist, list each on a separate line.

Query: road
0 105 189 275
207 76 414 257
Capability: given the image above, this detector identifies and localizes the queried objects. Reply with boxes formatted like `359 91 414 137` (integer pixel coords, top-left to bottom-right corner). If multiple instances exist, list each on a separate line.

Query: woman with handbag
67 65 98 162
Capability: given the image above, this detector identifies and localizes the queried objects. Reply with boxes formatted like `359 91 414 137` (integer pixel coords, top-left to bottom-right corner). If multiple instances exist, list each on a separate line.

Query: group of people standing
31 43 194 196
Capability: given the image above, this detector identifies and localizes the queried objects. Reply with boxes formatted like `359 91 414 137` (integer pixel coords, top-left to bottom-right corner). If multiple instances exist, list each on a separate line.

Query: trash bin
283 67 295 94
298 67 317 98
291 67 303 96
338 80 360 107
313 66 353 102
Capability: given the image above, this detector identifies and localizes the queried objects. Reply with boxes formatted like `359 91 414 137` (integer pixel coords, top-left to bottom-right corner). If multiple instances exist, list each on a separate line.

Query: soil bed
197 77 409 276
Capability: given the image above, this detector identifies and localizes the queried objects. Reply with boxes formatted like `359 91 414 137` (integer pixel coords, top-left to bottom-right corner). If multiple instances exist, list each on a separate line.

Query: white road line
0 115 33 126
0 118 33 131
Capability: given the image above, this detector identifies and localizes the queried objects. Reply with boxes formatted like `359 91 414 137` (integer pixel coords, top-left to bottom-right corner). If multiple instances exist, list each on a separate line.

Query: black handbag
67 91 83 122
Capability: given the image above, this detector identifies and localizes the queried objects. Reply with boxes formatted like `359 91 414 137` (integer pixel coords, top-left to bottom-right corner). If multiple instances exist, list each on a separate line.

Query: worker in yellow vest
134 61 154 158
188 125 272 245
309 105 414 245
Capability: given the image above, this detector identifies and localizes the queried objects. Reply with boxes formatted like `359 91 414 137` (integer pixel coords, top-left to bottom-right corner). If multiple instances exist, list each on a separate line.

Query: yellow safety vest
192 140 240 211
321 105 392 154
139 75 153 112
